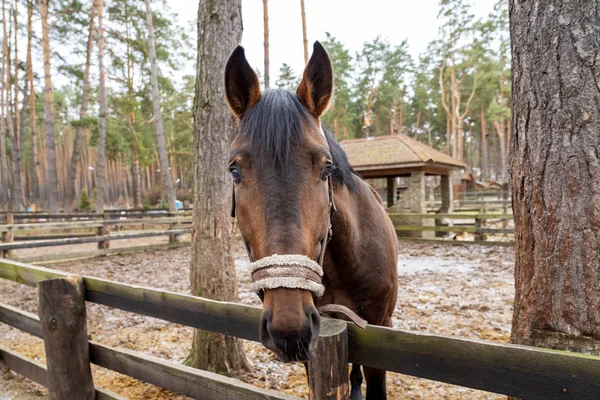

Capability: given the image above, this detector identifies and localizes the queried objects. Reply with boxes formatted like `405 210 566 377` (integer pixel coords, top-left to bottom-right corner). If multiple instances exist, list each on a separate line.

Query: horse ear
225 46 261 118
297 41 333 117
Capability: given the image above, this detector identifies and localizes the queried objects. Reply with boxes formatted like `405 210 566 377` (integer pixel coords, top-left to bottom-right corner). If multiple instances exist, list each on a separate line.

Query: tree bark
3 0 23 211
185 0 248 374
262 0 269 89
0 0 9 205
479 103 489 181
300 0 308 64
95 0 107 214
26 0 38 201
145 0 177 214
509 0 600 359
67 6 96 209
40 0 59 213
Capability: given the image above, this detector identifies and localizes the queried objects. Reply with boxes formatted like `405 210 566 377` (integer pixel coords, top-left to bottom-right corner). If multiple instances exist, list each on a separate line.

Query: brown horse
225 42 398 400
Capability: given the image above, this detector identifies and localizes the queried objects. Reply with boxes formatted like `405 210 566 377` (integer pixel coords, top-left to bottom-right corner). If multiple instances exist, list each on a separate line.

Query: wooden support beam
307 319 349 400
397 237 514 247
387 176 394 208
88 341 299 400
19 241 190 264
389 212 513 220
38 277 95 400
2 213 14 258
0 228 191 251
0 346 125 400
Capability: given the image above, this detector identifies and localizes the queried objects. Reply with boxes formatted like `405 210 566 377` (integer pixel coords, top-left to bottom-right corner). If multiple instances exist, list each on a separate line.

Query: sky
168 0 498 83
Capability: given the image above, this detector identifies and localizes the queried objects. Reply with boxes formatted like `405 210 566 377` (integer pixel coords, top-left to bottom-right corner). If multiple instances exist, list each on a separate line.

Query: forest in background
0 0 509 212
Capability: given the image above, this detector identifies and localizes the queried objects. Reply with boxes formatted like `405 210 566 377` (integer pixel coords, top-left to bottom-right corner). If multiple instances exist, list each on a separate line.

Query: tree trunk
300 0 308 64
3 0 23 211
145 0 177 214
67 6 96 209
95 0 107 214
185 0 248 374
40 0 59 213
0 1 9 205
132 159 142 207
397 85 405 134
13 0 19 148
509 0 600 361
262 0 269 89
479 103 489 181
493 121 507 182
26 0 38 201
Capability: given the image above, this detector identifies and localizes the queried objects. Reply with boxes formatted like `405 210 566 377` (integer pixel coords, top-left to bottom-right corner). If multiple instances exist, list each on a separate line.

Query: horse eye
230 167 241 183
320 164 332 181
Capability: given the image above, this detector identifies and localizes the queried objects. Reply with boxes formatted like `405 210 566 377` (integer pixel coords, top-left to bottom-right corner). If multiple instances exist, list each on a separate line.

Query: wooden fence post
169 213 180 243
97 215 110 250
38 277 95 400
307 319 349 400
475 218 487 242
2 213 14 259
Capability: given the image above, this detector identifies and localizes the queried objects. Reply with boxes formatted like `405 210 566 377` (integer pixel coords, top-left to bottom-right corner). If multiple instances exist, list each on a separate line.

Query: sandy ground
0 240 514 399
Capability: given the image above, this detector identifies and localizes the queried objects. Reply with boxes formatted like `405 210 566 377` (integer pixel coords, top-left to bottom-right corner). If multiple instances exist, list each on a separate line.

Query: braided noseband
250 254 325 298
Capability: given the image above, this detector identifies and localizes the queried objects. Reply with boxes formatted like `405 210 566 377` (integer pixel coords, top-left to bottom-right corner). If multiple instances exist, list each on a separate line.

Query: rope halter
250 254 325 298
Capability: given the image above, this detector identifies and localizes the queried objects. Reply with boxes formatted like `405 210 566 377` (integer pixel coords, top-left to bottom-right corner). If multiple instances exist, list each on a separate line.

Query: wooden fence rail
389 212 515 246
1 259 599 399
0 302 297 400
0 217 193 263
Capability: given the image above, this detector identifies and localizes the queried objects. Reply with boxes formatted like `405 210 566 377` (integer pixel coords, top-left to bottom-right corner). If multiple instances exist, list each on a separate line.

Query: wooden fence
1 258 599 399
390 213 515 246
0 215 192 262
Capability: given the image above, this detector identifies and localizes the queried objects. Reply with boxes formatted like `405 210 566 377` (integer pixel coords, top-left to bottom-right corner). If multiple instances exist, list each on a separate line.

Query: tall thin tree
300 0 308 64
0 0 10 205
67 5 96 209
262 0 269 89
94 0 107 213
509 0 600 363
4 0 23 210
145 0 177 213
40 0 59 212
185 0 248 373
26 0 38 201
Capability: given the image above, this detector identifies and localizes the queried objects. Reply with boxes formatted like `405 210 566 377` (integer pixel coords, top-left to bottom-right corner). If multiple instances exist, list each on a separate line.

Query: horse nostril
307 306 321 341
259 311 274 347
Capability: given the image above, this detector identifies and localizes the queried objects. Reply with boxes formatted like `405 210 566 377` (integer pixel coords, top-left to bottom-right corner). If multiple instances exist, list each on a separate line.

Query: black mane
239 89 357 190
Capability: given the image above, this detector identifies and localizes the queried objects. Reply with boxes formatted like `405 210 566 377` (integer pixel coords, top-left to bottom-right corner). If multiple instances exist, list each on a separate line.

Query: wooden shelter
340 135 466 214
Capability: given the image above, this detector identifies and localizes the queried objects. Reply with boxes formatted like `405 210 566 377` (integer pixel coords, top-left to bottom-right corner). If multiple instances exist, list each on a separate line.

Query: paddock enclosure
1 239 599 399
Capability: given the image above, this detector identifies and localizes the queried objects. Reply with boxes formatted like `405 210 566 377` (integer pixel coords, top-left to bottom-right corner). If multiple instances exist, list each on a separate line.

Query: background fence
1 258 599 399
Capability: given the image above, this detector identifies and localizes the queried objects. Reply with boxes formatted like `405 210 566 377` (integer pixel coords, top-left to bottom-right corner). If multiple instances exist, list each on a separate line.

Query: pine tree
275 63 299 90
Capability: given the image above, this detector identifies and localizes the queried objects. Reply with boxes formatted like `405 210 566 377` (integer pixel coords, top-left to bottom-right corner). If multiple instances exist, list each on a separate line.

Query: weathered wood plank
88 341 299 400
38 277 95 400
0 345 48 386
0 345 125 400
0 221 103 232
395 225 479 233
19 241 190 264
389 213 513 220
0 228 191 251
15 233 98 241
307 319 348 400
397 237 515 247
83 275 263 342
0 302 42 337
0 258 70 286
0 217 192 233
346 324 600 400
3 259 600 398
